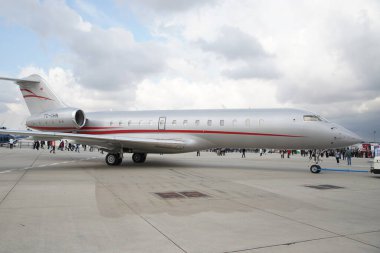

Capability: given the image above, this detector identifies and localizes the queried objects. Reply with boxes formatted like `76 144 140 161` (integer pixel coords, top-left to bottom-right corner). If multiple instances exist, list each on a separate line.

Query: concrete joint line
83 169 188 253
0 153 41 206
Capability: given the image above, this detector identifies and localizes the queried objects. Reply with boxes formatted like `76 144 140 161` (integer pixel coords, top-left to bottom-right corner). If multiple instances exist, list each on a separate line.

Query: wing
0 129 186 153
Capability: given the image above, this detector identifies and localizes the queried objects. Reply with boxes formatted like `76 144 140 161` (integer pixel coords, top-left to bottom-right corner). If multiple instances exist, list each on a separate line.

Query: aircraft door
158 117 166 130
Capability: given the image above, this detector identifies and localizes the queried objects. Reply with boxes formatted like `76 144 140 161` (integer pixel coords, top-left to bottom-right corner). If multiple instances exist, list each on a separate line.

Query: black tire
106 153 120 166
116 157 123 165
132 153 147 163
310 165 321 174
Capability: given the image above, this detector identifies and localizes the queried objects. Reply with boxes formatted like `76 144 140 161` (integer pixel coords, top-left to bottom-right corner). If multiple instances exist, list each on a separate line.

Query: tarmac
0 147 379 253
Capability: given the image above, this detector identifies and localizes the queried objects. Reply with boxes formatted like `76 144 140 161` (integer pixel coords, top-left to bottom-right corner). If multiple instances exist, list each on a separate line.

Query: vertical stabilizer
0 74 65 115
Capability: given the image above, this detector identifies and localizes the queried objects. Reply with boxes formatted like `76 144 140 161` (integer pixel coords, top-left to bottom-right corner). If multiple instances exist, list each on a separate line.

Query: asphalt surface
0 147 379 253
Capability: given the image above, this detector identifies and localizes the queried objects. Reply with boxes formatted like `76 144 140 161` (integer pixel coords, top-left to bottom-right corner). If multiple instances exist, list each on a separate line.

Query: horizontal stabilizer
0 76 40 84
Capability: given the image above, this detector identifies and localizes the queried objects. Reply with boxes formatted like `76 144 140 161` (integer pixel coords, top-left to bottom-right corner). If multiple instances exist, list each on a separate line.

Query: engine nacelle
26 107 86 130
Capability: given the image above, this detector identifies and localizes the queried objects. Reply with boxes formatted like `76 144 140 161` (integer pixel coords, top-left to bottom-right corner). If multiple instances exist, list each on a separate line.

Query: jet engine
26 107 86 130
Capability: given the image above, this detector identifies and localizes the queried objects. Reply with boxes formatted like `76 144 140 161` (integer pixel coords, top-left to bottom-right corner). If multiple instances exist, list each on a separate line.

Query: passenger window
232 119 237 127
119 121 123 126
207 120 212 126
172 120 177 125
110 121 113 126
245 119 250 127
139 120 143 126
220 120 224 126
128 120 132 126
183 120 188 126
195 120 200 126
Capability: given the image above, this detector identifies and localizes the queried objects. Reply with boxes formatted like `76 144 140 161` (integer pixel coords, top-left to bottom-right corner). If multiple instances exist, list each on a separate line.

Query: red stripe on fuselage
28 126 304 138
31 126 78 131
82 126 122 130
30 126 122 131
79 129 303 137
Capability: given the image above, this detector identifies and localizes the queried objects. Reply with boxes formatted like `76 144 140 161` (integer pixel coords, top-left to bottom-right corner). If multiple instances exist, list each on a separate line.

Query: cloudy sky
0 0 379 141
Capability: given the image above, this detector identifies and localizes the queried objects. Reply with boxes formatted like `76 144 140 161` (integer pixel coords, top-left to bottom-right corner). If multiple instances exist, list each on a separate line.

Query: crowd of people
195 147 363 166
16 140 367 167
32 140 91 154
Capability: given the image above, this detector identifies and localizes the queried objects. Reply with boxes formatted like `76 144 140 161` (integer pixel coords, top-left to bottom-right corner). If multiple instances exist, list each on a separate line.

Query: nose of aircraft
336 126 363 146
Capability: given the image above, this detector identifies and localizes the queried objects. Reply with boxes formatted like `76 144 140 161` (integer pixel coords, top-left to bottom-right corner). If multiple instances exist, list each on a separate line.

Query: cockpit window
303 115 322 121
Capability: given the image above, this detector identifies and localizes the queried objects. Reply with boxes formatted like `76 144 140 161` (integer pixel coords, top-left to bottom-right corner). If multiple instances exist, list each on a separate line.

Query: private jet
0 75 361 173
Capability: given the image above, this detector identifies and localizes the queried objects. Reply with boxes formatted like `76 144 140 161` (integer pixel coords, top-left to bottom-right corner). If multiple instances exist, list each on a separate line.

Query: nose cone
338 127 363 146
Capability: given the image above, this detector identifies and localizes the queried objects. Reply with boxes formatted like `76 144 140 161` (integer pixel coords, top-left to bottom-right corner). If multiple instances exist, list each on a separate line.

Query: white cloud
134 78 281 110
198 26 279 79
122 0 216 13
17 66 138 112
0 0 166 90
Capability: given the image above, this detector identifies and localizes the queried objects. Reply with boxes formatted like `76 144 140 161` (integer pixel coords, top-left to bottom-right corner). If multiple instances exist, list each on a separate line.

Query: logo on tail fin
20 88 54 101
0 74 65 115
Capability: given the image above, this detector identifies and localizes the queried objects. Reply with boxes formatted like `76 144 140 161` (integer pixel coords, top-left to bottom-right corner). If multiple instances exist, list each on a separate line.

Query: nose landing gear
309 149 324 174
310 164 321 173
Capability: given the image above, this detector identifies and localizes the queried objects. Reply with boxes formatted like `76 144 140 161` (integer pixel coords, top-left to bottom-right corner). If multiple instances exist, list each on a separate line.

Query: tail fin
0 74 65 115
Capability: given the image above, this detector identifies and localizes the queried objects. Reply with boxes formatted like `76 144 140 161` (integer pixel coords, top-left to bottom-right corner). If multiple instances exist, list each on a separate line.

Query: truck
370 146 380 174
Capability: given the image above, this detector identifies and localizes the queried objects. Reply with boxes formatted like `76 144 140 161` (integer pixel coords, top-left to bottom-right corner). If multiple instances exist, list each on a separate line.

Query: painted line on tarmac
321 168 369 173
0 156 100 174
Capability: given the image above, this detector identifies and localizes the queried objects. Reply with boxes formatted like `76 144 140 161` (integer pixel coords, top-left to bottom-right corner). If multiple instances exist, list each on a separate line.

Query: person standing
346 148 352 165
196 150 200 156
59 140 64 151
50 141 55 154
335 150 340 164
9 138 14 149
242 148 246 158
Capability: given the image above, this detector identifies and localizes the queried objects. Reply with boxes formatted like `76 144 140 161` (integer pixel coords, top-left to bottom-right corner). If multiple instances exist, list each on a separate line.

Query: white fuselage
29 108 361 153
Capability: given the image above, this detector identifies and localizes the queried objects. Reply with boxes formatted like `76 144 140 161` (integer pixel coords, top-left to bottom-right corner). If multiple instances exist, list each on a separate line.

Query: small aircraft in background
0 127 13 146
0 74 362 173
0 126 29 147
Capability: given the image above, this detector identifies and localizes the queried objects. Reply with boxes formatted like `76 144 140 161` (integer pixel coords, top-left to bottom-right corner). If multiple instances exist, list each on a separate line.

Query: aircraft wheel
310 164 321 174
106 153 120 166
132 153 147 163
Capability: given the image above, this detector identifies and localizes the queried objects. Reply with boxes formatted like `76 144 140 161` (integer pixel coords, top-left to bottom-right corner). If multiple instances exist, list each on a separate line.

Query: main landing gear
105 152 147 166
132 153 147 163
105 153 123 166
